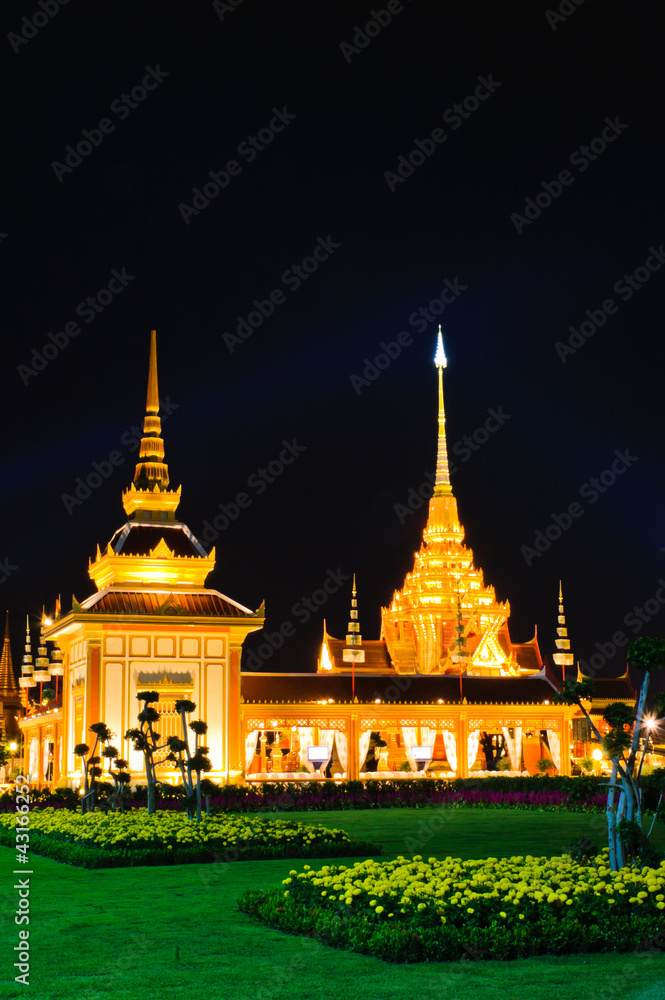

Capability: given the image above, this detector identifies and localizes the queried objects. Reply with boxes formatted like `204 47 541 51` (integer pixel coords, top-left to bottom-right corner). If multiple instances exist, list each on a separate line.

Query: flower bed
203 777 607 814
239 852 665 962
0 808 379 869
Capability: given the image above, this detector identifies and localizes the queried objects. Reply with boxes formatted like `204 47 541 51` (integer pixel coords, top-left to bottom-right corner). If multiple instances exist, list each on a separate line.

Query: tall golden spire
0 612 19 698
122 331 181 519
382 330 513 675
434 326 452 497
552 581 574 676
133 330 169 491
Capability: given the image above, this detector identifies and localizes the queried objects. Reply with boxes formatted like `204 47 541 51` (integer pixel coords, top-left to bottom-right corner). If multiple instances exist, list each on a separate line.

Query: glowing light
374 698 381 704
9 742 17 752
434 326 447 368
644 716 656 730
43 617 53 626
592 748 603 761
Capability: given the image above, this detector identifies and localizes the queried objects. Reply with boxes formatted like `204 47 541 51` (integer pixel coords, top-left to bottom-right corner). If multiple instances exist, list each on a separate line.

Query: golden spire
382 331 513 675
133 330 169 491
0 612 19 698
346 574 362 648
18 616 36 690
434 326 452 496
122 331 181 519
552 580 574 675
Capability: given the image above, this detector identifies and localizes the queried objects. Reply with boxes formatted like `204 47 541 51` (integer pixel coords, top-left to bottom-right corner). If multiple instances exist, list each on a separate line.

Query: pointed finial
146 329 159 415
127 330 172 503
553 581 574 675
434 328 452 495
434 325 447 368
352 573 357 597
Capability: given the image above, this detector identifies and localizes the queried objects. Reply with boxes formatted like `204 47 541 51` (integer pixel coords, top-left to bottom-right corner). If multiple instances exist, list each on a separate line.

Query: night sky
2 1 663 684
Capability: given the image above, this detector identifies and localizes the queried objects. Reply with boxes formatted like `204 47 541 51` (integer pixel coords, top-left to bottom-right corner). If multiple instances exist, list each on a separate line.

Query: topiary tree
125 691 164 815
74 722 116 813
164 700 212 822
536 758 556 775
107 757 131 812
554 637 665 869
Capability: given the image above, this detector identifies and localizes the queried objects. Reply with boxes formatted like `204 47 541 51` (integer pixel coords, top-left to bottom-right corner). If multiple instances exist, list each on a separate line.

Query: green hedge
238 887 663 963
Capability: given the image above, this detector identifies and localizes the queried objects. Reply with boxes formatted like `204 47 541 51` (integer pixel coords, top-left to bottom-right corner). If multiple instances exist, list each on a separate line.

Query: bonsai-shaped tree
106 753 131 812
73 722 115 813
125 691 164 815
554 636 665 869
164 699 212 822
536 758 556 775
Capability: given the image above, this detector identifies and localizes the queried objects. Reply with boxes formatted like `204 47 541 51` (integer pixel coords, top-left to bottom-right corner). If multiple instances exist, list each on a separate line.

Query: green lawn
1 809 664 1000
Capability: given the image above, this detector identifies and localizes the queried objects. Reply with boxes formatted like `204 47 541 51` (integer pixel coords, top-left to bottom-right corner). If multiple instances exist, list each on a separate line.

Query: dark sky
2 1 663 682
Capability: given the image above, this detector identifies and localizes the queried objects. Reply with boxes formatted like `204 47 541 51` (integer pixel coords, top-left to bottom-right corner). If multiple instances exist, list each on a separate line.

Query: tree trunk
607 760 620 870
195 772 202 824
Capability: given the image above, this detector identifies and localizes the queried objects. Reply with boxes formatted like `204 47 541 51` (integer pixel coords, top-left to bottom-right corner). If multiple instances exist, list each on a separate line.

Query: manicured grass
258 806 665 859
0 809 664 999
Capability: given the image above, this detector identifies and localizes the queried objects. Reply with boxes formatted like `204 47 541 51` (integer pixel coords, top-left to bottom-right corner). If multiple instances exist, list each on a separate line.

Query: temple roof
241 670 559 705
78 588 256 617
108 522 208 558
322 634 542 676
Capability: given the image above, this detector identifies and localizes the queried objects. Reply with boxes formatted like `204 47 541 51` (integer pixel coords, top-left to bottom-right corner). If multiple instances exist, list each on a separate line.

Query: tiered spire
346 575 362 648
18 617 36 690
382 330 516 675
134 330 169 491
552 581 574 676
434 326 452 496
33 615 52 683
0 612 18 699
122 331 182 519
